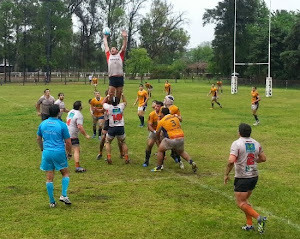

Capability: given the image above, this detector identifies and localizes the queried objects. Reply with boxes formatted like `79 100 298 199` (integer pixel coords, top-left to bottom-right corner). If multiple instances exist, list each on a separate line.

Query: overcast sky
165 0 300 48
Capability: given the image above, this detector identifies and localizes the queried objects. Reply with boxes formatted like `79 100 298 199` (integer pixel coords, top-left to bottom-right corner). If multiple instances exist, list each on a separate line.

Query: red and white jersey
66 109 84 138
103 103 126 127
230 137 263 178
106 51 124 76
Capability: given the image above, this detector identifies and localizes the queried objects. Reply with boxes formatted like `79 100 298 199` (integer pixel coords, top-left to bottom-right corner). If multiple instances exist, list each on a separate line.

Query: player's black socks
139 116 144 125
145 150 151 162
98 129 102 137
254 115 259 121
145 150 151 163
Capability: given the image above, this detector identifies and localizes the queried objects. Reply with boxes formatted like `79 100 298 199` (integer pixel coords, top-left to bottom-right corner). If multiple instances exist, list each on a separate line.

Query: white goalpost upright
265 0 272 97
231 0 272 96
231 0 238 94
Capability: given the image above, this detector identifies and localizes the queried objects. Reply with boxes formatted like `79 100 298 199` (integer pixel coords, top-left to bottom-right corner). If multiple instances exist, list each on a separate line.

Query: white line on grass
101 176 175 185
128 151 300 230
0 96 32 109
178 174 300 231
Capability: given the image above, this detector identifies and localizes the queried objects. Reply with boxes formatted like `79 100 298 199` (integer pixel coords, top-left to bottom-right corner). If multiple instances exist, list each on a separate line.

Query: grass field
0 80 299 239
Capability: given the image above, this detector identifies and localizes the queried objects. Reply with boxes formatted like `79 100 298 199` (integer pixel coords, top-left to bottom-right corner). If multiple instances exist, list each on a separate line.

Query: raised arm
120 30 128 53
121 94 127 105
103 35 110 53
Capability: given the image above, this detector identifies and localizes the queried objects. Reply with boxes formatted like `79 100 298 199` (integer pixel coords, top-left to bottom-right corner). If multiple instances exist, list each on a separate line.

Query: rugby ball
102 27 111 36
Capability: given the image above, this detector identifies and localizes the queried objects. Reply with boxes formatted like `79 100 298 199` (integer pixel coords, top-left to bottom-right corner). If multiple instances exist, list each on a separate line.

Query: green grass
0 80 299 239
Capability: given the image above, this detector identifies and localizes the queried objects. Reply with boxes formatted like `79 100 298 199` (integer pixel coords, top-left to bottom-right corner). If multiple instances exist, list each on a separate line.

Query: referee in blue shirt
37 104 72 208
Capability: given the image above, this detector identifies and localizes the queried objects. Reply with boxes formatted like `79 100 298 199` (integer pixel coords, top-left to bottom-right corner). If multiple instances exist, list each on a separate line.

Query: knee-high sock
46 182 55 203
241 203 259 219
145 150 151 163
61 177 70 197
139 116 144 125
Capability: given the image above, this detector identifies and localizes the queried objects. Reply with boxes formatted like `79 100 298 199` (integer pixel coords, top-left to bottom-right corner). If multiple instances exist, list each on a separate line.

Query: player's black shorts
71 138 80 145
234 176 258 192
109 76 124 88
107 126 125 137
103 119 109 131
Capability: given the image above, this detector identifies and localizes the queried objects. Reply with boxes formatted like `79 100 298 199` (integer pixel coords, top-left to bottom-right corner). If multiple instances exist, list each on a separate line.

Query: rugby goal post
231 0 272 97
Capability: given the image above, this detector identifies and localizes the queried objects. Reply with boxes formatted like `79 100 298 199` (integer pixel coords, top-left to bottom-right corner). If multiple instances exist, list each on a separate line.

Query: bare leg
116 86 123 99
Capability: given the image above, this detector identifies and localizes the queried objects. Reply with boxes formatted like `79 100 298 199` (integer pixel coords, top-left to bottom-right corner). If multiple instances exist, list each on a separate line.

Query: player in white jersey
54 92 69 121
66 101 90 172
103 30 128 100
103 94 129 164
224 123 267 234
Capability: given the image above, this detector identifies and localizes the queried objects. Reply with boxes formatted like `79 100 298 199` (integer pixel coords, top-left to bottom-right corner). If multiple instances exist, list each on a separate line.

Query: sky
165 0 300 48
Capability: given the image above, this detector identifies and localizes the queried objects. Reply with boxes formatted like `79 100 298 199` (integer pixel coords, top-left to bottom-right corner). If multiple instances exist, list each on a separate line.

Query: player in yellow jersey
163 95 184 168
164 80 171 95
89 91 105 139
217 80 223 93
133 84 149 127
251 86 260 126
207 83 222 109
92 76 98 90
144 82 153 98
151 108 198 172
143 101 164 167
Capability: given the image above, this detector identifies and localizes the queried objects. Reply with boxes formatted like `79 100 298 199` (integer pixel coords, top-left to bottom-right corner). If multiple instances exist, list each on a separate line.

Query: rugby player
224 123 267 234
66 101 91 172
251 87 260 126
151 108 197 173
133 84 149 127
143 101 164 167
103 94 129 164
207 83 222 109
90 91 105 139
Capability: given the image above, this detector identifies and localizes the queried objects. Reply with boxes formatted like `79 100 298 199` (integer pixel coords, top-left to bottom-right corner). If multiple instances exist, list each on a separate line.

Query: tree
35 0 72 78
139 0 189 64
0 0 16 82
125 0 147 59
125 48 152 80
68 0 102 71
281 15 300 80
203 0 268 76
99 0 126 45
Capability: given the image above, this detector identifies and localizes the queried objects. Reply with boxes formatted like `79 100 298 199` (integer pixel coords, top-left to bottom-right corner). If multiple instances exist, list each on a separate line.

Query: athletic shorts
211 96 217 101
138 106 147 112
107 126 125 140
93 115 104 120
251 104 259 111
71 138 80 146
40 150 68 171
148 131 157 140
234 176 258 192
160 137 184 152
109 76 124 88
